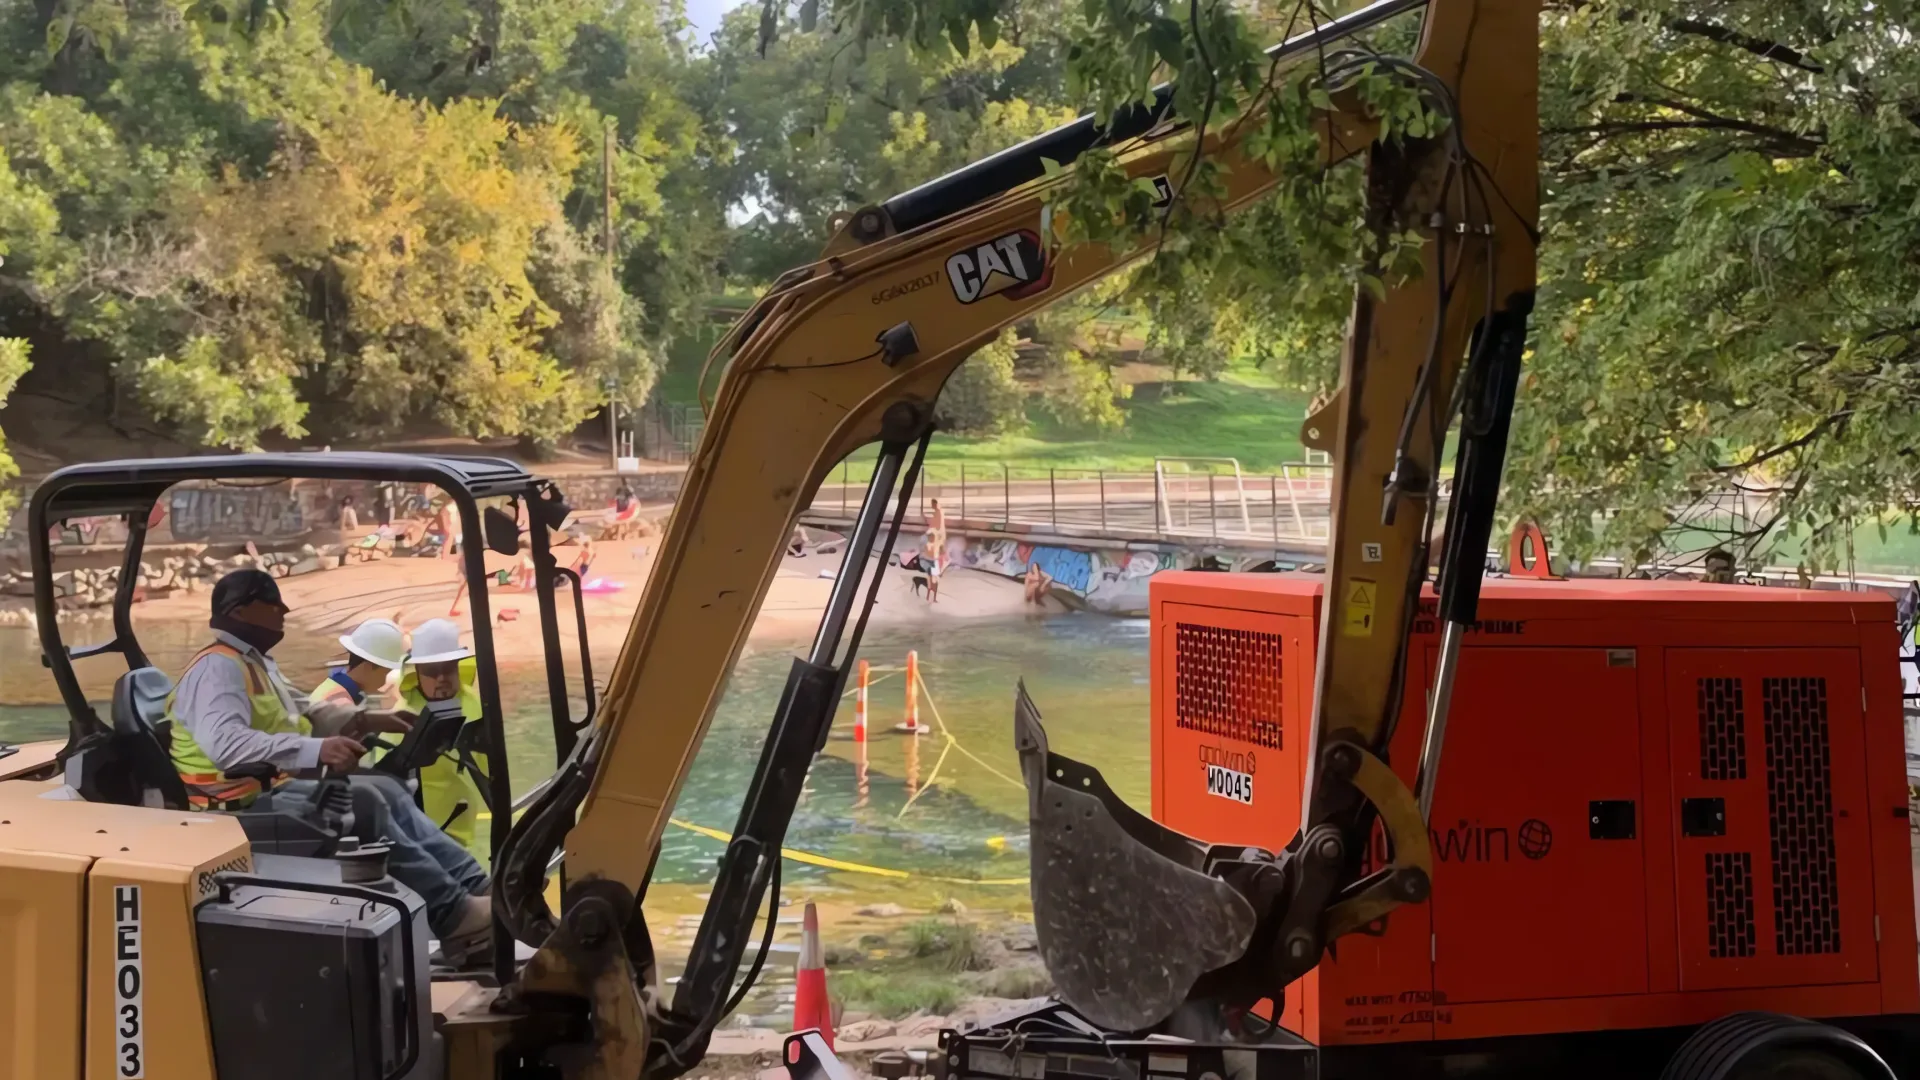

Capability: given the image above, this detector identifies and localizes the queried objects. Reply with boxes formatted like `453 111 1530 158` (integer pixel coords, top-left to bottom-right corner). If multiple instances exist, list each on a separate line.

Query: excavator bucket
1013 681 1257 1032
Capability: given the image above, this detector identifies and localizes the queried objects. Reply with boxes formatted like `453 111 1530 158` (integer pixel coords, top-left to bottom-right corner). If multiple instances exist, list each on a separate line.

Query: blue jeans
259 773 489 937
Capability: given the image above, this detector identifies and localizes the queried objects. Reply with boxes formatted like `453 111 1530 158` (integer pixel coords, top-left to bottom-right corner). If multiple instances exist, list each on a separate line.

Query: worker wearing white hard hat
309 618 408 711
397 618 489 861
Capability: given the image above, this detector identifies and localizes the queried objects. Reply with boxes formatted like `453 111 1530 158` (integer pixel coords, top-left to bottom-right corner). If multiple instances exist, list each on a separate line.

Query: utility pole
603 121 619 470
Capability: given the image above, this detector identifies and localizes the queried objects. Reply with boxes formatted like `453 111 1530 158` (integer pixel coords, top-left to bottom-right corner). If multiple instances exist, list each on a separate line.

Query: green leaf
1148 17 1183 66
45 10 73 54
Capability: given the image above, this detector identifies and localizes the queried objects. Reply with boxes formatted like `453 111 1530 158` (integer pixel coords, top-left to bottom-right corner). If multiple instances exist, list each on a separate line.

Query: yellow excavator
0 0 1541 1076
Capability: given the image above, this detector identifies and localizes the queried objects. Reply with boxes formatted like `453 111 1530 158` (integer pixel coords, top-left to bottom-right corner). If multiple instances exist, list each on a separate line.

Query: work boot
437 895 495 968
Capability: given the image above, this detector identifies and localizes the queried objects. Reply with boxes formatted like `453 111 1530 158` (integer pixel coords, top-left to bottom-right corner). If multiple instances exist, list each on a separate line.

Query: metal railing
635 399 705 464
807 459 1336 544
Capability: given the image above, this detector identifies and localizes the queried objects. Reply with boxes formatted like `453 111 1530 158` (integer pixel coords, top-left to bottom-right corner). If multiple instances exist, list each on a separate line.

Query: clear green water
0 614 1152 892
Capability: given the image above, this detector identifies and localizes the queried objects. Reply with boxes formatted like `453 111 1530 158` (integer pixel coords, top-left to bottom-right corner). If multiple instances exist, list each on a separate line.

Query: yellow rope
894 731 955 820
480 660 1034 889
478 812 1027 885
841 669 900 699
916 678 1024 790
668 817 1026 886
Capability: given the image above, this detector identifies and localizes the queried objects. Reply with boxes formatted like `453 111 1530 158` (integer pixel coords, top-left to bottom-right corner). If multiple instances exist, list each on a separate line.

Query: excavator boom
492 0 1538 1072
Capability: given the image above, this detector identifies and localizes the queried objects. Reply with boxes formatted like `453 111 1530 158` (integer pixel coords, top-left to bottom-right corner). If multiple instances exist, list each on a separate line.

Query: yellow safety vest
307 673 382 770
308 673 359 709
166 643 310 809
397 658 488 857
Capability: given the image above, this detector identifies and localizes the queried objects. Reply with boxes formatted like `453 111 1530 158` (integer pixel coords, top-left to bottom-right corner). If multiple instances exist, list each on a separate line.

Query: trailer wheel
1729 1048 1867 1080
1661 1012 1895 1080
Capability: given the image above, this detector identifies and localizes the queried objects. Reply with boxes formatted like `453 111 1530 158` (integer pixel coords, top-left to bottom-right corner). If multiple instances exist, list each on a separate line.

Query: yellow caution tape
476 812 1023 884
666 817 1028 886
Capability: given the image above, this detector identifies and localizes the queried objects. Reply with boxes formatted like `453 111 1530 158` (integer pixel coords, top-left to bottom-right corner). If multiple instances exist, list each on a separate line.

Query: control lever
368 697 468 779
306 769 357 840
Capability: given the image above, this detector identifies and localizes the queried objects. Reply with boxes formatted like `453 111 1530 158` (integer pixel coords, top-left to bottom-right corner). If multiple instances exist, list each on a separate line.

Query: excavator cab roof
23 451 595 890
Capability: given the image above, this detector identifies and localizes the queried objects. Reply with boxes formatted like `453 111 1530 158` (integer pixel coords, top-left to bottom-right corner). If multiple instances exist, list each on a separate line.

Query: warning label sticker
1342 578 1377 637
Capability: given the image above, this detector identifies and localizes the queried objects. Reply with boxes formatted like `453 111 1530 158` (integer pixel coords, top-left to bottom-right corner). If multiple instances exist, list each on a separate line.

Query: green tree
777 0 1920 572
1506 0 1920 570
0 337 28 513
1038 346 1128 433
937 328 1027 435
710 2 1081 279
0 0 708 452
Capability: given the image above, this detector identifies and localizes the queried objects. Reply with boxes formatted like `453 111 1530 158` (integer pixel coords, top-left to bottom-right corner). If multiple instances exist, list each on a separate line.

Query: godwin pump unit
1148 570 1919 1058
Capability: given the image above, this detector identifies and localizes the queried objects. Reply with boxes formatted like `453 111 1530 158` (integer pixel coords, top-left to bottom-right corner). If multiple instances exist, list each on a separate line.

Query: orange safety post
854 659 869 743
896 650 924 734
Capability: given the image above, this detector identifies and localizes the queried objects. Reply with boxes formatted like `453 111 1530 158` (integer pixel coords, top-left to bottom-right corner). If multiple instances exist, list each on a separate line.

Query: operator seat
99 666 348 856
107 666 193 810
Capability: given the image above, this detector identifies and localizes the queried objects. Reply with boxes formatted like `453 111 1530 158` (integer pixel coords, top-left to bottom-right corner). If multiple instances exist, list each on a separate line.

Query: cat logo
947 230 1049 305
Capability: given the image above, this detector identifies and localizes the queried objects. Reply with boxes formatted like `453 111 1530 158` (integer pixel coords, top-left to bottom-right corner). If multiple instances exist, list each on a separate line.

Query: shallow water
0 612 1153 896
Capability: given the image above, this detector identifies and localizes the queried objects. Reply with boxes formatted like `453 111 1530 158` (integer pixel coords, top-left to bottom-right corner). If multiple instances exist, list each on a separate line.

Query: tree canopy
5 0 1918 570
763 0 1920 570
0 0 717 451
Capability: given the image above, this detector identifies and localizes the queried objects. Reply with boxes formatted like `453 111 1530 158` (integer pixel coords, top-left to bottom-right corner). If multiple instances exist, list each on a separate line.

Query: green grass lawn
656 328 1318 478
916 377 1314 475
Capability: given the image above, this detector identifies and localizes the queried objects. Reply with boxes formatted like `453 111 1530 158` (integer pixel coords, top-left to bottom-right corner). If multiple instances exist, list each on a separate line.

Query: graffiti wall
927 532 1289 615
166 484 325 542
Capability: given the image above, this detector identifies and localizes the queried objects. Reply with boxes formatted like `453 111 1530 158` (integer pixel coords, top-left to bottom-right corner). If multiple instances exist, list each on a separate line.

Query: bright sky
683 0 735 44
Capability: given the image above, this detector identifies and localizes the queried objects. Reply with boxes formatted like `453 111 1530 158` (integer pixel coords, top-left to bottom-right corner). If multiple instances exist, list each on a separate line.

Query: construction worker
397 618 489 855
310 617 406 713
167 570 494 959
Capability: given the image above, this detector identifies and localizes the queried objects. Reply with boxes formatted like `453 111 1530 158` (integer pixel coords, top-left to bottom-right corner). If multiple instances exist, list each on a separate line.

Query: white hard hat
338 618 406 670
409 618 474 665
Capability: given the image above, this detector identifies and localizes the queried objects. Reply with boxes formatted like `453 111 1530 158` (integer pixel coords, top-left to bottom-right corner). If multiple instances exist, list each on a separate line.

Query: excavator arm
490 0 1537 1071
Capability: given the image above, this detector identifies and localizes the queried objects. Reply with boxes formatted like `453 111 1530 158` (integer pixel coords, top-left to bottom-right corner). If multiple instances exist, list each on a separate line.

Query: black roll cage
28 451 593 978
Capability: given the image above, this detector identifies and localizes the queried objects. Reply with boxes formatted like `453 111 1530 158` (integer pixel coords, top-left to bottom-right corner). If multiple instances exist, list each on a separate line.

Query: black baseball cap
211 568 287 616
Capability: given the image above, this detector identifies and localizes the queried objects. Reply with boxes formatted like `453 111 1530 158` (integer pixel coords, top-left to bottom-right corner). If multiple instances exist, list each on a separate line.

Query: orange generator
1149 570 1920 1074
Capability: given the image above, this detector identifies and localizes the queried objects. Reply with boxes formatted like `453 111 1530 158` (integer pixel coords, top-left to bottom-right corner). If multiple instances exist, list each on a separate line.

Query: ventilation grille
1698 676 1747 780
1174 623 1283 749
1762 676 1842 956
1706 852 1757 959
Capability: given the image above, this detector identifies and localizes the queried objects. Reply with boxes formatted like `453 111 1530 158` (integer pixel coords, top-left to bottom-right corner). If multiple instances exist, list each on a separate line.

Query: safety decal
1342 577 1377 637
113 885 144 1078
947 230 1050 305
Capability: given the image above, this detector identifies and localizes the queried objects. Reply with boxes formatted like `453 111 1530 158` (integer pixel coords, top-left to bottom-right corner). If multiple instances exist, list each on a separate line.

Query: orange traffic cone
792 901 835 1048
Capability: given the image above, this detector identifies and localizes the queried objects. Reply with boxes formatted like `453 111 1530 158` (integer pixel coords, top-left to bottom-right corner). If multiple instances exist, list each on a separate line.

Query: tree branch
1713 413 1845 474
1545 117 1818 153
1662 17 1825 74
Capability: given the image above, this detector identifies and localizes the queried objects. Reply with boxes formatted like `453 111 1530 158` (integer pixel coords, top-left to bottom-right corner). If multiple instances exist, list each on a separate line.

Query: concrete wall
17 467 688 548
912 529 1309 617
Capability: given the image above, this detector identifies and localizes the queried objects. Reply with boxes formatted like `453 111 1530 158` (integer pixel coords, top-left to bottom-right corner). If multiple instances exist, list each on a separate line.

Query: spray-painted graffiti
167 487 309 541
50 515 131 547
1024 545 1093 593
935 533 1303 615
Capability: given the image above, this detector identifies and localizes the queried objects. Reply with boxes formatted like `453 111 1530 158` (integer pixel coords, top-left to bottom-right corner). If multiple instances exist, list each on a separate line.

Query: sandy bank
130 538 1070 660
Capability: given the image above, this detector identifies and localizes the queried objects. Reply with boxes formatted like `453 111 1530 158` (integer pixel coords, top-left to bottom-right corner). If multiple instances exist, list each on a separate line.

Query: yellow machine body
0 778 251 1080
